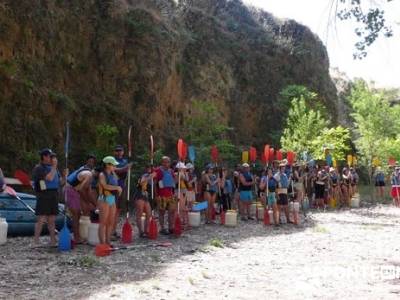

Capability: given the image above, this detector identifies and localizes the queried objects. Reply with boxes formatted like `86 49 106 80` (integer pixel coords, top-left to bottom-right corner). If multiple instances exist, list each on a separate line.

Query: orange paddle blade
276 149 283 161
95 244 112 257
177 139 184 160
269 148 274 163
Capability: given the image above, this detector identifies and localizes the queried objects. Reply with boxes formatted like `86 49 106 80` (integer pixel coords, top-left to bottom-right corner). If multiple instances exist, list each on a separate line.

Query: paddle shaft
127 126 132 218
5 186 36 214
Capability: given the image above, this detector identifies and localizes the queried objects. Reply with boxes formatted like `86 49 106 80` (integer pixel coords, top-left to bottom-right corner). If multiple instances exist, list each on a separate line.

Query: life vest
239 172 253 191
67 166 91 187
376 172 385 183
268 177 277 192
159 168 175 188
34 164 60 191
99 171 118 196
277 173 289 189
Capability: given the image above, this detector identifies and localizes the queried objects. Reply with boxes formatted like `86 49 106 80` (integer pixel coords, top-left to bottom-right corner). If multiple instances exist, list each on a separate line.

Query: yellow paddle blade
242 151 249 163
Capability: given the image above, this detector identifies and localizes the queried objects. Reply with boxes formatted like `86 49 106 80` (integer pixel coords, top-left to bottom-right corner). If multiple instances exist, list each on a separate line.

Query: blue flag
188 145 196 162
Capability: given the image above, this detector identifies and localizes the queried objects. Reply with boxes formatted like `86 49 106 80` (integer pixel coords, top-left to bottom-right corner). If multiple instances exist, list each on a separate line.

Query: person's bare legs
158 209 166 231
272 203 279 224
70 209 81 242
144 202 151 233
136 200 144 234
168 202 177 231
47 215 57 246
98 202 110 244
107 204 116 245
34 216 46 245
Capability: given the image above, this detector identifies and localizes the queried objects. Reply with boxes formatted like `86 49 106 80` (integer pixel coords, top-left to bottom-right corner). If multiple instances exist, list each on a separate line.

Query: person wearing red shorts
391 167 400 207
153 156 176 235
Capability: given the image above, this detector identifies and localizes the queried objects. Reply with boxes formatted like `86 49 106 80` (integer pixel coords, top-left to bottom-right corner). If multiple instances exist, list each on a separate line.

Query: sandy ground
1 198 400 300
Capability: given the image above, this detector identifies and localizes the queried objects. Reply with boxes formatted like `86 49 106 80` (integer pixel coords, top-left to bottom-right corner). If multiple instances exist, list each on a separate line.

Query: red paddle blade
211 145 218 163
174 215 182 237
211 205 216 220
287 151 294 165
269 148 274 163
14 170 31 186
121 219 133 244
249 147 257 163
276 149 283 161
177 139 184 160
264 145 270 162
182 143 188 160
220 210 225 225
95 244 112 257
148 217 158 240
261 152 267 164
263 209 270 226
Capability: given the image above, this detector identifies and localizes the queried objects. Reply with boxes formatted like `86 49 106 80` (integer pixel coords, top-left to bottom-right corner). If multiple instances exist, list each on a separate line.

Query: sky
243 0 400 88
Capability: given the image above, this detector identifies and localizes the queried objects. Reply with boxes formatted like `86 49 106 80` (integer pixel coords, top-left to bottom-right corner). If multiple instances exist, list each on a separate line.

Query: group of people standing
24 144 400 248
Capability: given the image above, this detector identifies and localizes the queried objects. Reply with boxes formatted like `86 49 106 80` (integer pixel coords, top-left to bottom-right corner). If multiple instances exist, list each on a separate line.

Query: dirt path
1 204 400 300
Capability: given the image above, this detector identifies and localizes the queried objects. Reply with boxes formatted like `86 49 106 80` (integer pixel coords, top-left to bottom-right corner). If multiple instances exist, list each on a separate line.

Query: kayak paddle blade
121 219 133 244
58 225 71 251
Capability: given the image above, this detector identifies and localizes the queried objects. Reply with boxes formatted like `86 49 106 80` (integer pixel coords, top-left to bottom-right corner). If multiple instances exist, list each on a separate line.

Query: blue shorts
99 194 116 206
267 192 276 206
240 190 253 202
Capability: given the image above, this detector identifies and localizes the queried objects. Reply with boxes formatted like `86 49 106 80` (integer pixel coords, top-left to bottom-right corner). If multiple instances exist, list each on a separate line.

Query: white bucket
188 211 201 227
250 203 257 216
257 206 264 220
88 222 100 246
268 210 274 224
0 218 8 245
79 216 91 241
225 210 238 227
351 196 360 208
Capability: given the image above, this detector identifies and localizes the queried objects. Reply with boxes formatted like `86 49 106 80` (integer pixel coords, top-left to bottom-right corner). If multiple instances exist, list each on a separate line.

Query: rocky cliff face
0 0 337 170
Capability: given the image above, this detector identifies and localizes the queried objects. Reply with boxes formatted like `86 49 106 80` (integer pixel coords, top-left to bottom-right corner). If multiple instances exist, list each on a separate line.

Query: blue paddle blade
192 201 208 211
188 145 195 162
58 225 71 251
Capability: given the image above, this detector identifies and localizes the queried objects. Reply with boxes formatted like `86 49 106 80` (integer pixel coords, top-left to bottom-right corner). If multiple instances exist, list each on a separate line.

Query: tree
185 100 238 168
309 126 351 161
337 0 394 59
348 79 400 179
281 96 328 155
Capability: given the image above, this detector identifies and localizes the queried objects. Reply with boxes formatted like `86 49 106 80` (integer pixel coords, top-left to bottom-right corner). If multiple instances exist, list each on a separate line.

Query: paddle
59 121 71 252
264 145 270 168
122 126 133 244
174 139 184 237
249 147 258 219
269 148 274 164
242 151 249 164
276 149 283 161
188 145 195 164
148 135 158 240
95 241 173 257
4 185 36 214
14 170 31 186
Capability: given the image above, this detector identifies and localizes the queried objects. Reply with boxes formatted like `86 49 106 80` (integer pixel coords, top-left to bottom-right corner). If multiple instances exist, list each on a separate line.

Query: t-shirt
115 157 128 186
155 167 175 197
32 163 60 191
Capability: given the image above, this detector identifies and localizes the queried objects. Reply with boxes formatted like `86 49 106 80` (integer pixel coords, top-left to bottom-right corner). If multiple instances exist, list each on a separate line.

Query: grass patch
209 238 224 248
313 225 329 233
59 255 99 268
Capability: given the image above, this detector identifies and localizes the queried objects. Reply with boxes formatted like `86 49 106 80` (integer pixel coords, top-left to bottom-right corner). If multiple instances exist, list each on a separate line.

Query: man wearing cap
32 148 63 246
113 145 132 238
239 163 255 221
274 163 290 223
153 156 176 234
